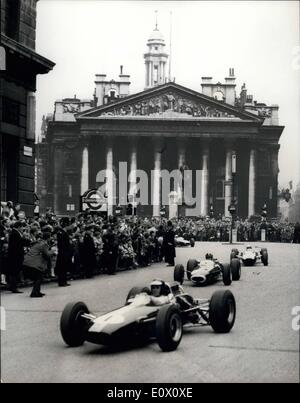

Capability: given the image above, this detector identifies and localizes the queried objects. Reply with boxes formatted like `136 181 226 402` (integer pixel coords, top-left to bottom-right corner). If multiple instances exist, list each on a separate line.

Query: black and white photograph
0 0 299 386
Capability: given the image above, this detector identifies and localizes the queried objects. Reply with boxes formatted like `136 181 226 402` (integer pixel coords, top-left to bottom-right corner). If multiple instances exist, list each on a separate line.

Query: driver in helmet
205 253 213 260
149 279 176 306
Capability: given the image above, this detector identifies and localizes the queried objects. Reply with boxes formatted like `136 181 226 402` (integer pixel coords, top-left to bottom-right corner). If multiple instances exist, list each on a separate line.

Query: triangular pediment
76 82 262 121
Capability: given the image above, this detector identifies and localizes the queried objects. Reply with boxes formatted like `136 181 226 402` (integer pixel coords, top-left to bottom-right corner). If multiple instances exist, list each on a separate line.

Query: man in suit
163 220 176 267
55 217 73 287
102 226 119 275
7 221 29 293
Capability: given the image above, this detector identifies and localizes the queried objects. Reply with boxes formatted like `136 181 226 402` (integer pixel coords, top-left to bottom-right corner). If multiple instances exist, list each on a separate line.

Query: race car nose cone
192 275 206 283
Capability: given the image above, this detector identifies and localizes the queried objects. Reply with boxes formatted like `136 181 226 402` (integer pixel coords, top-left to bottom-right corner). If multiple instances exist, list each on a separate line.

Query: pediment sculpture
100 91 236 118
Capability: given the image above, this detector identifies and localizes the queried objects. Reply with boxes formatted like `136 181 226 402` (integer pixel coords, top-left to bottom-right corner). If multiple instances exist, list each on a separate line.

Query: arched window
213 91 225 102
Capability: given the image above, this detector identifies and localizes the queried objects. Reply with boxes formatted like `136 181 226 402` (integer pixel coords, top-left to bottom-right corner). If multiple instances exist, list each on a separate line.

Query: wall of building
1 0 54 216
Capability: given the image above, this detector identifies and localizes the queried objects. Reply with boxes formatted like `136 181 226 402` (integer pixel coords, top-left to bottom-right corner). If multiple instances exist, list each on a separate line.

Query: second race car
174 253 241 286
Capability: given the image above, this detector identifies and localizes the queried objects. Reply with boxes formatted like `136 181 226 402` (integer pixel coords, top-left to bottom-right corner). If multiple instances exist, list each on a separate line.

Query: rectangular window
2 97 20 126
68 184 72 198
5 0 21 41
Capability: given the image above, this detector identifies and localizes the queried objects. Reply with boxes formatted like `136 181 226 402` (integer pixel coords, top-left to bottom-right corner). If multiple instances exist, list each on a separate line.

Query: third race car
230 245 269 267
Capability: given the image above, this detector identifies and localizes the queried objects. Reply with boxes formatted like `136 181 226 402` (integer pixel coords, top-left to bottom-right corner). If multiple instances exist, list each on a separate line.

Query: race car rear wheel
209 290 236 333
190 238 195 248
60 301 89 347
126 286 151 303
261 249 269 266
156 305 183 352
222 263 232 286
187 259 198 280
230 258 241 281
174 264 185 285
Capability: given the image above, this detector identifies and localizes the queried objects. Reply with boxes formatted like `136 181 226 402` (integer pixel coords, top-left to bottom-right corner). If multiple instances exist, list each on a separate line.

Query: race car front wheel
209 290 236 333
156 305 183 352
261 249 269 266
174 264 185 285
230 258 241 281
60 301 90 347
222 263 232 286
190 238 195 248
187 259 198 280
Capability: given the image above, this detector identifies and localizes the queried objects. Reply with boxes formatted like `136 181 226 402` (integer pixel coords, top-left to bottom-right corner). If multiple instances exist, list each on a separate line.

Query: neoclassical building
37 26 284 218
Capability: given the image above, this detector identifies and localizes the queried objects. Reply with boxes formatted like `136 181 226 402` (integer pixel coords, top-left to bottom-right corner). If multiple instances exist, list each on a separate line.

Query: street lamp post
229 152 237 244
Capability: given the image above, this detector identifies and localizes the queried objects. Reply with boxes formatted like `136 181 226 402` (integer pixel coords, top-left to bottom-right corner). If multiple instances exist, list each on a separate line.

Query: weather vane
155 10 158 30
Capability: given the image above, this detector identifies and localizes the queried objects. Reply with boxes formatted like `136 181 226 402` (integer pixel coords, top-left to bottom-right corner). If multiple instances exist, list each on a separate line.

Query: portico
71 81 283 218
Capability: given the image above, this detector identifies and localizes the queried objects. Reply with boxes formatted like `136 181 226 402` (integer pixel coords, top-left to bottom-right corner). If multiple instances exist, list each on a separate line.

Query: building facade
37 27 284 218
0 0 55 216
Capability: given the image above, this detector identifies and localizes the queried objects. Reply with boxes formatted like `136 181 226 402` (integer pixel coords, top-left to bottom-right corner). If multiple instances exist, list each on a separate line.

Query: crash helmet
150 279 166 296
205 253 213 260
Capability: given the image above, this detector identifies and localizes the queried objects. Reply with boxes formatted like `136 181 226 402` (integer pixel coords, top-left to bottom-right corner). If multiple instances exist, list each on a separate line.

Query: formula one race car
174 254 241 286
230 245 268 266
175 236 195 247
60 283 236 352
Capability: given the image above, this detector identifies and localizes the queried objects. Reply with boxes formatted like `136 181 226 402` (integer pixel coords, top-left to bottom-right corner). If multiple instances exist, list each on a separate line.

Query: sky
35 0 300 189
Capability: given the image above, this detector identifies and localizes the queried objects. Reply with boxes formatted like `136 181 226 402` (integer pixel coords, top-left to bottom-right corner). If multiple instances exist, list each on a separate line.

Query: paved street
1 242 299 383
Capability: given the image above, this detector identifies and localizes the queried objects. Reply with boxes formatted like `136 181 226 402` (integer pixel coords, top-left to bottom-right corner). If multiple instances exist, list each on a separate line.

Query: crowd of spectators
1 201 300 297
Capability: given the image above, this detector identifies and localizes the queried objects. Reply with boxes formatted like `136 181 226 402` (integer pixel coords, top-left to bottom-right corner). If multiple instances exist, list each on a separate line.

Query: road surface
1 242 299 383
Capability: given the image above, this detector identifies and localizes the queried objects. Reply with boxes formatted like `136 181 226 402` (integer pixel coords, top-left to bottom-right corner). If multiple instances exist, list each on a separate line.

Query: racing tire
126 286 151 303
261 249 268 266
174 264 185 285
60 301 89 347
230 258 241 281
222 263 232 286
187 259 198 280
190 238 195 248
209 290 236 333
156 305 183 352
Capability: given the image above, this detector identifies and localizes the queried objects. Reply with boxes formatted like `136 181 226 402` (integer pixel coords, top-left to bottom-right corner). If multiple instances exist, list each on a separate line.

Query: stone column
177 145 185 204
146 62 150 87
129 146 137 198
224 148 233 217
150 61 154 87
201 147 209 216
106 146 114 216
80 145 89 196
248 149 256 217
153 147 161 217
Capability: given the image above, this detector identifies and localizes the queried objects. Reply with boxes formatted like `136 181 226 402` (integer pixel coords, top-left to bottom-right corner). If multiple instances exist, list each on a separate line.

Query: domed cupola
144 16 168 89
